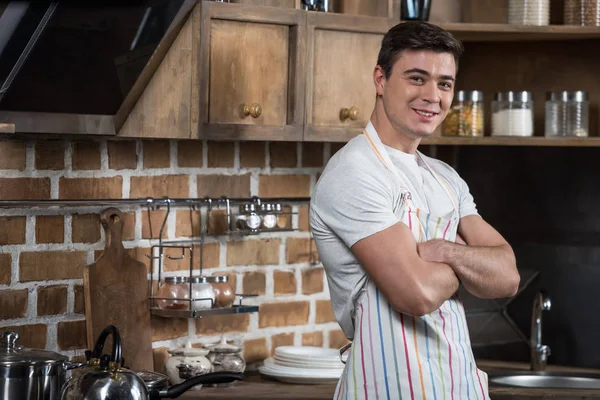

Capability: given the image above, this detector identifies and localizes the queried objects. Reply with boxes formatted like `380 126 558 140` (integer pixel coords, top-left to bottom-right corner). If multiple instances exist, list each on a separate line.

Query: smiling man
310 22 520 399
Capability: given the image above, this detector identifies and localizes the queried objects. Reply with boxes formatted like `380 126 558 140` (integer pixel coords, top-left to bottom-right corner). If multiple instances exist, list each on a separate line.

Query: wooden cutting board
84 207 153 372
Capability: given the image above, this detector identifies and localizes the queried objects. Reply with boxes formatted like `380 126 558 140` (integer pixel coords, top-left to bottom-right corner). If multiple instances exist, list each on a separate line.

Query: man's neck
369 102 421 155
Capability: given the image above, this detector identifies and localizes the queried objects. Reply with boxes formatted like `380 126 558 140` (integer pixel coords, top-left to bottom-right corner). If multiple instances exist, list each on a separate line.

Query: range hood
0 0 196 134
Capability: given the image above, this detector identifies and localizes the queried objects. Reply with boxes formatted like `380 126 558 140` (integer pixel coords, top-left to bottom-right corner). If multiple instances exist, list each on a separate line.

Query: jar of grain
491 91 534 137
545 91 589 137
443 90 484 137
508 0 550 25
564 0 600 26
156 277 190 310
207 275 235 308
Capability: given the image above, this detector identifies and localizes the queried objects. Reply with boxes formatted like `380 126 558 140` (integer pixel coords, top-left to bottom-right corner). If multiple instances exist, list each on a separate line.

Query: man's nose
421 82 441 104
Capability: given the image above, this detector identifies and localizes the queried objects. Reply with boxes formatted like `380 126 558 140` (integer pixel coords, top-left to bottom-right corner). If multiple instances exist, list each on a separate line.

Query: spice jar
274 204 289 229
443 90 484 137
237 204 261 231
207 276 235 308
156 277 190 310
205 337 245 387
545 91 589 137
564 0 600 26
190 277 216 310
508 0 550 25
261 203 277 229
491 91 534 137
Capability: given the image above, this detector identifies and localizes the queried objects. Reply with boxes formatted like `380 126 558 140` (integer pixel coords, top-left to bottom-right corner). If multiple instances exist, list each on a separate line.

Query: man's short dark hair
377 21 464 78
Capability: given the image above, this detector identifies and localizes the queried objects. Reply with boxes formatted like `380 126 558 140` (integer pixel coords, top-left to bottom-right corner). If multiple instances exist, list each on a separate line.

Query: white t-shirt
310 132 479 339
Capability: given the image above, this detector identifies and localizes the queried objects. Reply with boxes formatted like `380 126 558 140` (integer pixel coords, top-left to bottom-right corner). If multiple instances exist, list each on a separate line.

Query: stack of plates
258 346 347 384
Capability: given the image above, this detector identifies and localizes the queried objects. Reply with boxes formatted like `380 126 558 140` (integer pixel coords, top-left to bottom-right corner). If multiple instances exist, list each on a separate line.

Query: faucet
530 291 551 371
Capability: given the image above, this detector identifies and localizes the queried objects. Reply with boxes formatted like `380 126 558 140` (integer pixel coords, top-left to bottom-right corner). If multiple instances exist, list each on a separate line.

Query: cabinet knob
243 103 262 119
340 106 359 121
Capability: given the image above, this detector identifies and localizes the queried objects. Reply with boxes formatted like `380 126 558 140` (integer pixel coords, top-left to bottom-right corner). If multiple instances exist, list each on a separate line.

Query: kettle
61 325 243 400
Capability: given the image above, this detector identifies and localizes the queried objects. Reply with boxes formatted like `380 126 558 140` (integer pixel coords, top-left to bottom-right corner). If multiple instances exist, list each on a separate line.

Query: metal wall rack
0 196 311 319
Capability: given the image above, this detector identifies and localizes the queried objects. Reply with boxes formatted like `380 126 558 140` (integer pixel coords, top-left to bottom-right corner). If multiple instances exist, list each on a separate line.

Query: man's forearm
418 260 460 313
444 242 519 299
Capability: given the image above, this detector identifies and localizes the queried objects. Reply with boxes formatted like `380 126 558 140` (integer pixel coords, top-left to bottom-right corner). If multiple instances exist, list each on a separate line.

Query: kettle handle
92 325 123 366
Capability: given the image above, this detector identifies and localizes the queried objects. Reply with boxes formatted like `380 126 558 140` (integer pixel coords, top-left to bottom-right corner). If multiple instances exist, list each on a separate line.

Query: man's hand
417 239 450 264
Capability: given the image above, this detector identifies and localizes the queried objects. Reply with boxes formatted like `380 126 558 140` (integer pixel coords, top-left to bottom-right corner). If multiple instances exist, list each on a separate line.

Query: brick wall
0 138 348 371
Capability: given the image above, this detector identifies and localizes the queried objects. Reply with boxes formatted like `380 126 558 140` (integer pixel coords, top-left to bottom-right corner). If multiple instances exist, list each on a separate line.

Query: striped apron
334 127 490 400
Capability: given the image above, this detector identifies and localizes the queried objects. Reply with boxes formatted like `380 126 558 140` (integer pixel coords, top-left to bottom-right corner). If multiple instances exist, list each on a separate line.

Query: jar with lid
491 91 534 137
156 277 190 310
274 204 289 229
260 203 277 229
190 277 216 310
443 90 484 137
205 337 245 387
207 275 236 308
564 0 600 26
508 0 550 25
545 91 589 137
165 341 212 389
236 204 261 231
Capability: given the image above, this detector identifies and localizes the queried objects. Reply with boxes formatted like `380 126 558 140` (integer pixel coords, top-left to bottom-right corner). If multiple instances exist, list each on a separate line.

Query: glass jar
443 90 484 137
156 277 189 310
260 203 277 229
564 0 600 26
207 276 235 308
274 204 289 229
491 91 534 137
545 91 589 137
205 337 245 388
508 0 550 25
190 277 216 310
238 204 261 230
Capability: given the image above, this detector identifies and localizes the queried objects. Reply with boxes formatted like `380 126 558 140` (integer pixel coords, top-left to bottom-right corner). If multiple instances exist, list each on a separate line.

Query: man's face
375 49 456 138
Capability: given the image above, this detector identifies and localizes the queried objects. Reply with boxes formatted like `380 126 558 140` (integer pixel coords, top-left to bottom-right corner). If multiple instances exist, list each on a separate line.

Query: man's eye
440 82 452 89
410 76 424 83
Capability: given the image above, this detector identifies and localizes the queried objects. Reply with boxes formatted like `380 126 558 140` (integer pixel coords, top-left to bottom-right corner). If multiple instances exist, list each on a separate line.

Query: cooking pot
0 331 86 400
61 325 244 400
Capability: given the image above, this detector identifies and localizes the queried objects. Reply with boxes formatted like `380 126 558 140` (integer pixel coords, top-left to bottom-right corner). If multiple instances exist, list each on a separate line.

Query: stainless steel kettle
61 325 244 400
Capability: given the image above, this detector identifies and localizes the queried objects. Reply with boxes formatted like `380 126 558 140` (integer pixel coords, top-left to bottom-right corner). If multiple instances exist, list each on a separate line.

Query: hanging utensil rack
0 196 311 319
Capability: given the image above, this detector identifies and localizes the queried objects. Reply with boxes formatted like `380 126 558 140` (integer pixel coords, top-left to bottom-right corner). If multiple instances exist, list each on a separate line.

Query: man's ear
373 65 386 96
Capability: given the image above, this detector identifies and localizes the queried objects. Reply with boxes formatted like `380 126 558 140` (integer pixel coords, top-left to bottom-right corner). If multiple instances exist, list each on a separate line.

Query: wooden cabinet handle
243 103 262 119
340 106 359 121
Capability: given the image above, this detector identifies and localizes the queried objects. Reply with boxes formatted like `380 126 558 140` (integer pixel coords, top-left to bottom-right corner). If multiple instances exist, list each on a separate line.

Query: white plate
260 364 342 379
259 366 341 385
274 346 341 361
264 357 344 373
273 355 345 369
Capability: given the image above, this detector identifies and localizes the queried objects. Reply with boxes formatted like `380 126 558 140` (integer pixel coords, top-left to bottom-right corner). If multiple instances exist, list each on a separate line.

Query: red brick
243 337 269 364
0 140 26 170
207 141 234 168
175 209 202 237
242 271 266 295
141 210 168 239
130 175 189 198
143 140 171 168
240 142 265 168
259 175 310 197
177 140 203 168
0 216 25 245
36 215 64 244
72 214 101 243
0 254 11 285
57 320 87 350
108 141 138 170
0 289 28 319
153 347 169 375
302 142 324 167
227 239 280 266
74 285 85 314
59 177 123 199
121 212 136 241
35 141 64 170
0 178 50 200
197 174 250 198
316 300 336 324
20 251 87 282
270 143 297 168
258 301 309 328
302 268 324 295
207 209 229 236
298 205 310 232
72 141 101 170
302 332 323 347
151 316 188 341
161 243 220 271
37 285 67 316
274 270 296 295
195 314 250 335
271 332 294 354
329 329 350 349
286 238 316 264
1 324 46 348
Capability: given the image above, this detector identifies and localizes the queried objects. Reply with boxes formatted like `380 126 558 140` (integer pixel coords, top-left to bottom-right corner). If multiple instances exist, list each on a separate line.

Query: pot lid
204 337 241 353
0 331 68 365
168 340 210 357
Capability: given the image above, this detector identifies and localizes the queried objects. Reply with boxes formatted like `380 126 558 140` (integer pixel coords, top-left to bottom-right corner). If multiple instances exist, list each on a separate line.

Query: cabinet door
305 14 391 141
198 3 305 141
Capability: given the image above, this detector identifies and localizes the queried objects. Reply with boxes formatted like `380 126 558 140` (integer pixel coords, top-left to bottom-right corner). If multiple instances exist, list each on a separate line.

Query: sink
489 371 600 390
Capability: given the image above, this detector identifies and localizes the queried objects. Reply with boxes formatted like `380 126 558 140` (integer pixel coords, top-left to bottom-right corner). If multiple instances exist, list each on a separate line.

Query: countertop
181 360 600 400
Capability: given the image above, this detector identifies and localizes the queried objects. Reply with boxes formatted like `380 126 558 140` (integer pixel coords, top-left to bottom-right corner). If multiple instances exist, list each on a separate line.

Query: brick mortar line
0 279 84 290
0 314 85 328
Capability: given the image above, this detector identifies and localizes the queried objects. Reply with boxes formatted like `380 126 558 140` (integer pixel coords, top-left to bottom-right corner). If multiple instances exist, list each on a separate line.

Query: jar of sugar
491 91 534 137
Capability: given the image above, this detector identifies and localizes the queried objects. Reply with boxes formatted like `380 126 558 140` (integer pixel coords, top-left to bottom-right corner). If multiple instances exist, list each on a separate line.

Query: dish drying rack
144 196 304 319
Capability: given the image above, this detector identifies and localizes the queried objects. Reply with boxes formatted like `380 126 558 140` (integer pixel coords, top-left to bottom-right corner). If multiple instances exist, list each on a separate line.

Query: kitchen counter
181 361 600 400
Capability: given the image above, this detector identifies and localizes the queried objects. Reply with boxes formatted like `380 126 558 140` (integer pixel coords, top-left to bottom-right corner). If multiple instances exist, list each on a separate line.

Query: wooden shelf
421 136 600 147
0 123 15 134
436 22 600 42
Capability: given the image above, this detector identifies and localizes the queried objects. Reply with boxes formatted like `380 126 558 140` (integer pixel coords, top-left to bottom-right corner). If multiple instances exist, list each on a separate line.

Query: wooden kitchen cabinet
304 13 394 142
